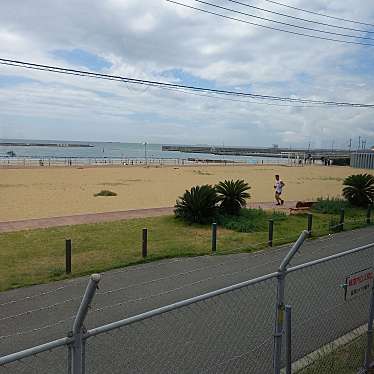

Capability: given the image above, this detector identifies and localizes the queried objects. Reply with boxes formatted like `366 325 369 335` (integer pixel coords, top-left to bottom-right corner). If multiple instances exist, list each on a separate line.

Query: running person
274 175 285 205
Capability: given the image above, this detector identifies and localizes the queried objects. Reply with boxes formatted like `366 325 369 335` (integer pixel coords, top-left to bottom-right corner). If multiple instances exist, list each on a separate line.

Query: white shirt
275 180 283 193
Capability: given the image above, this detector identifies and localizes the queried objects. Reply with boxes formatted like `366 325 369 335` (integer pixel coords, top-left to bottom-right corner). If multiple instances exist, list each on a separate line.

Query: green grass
297 335 366 374
0 208 370 291
217 208 286 233
312 197 351 214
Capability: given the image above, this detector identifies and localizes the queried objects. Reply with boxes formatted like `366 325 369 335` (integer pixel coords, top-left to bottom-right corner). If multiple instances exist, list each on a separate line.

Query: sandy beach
0 164 371 221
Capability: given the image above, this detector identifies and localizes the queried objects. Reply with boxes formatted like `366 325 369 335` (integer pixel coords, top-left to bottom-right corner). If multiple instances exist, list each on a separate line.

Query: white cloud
0 0 374 147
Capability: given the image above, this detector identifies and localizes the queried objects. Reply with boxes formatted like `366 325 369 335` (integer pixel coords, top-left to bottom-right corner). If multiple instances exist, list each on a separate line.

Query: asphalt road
0 227 374 373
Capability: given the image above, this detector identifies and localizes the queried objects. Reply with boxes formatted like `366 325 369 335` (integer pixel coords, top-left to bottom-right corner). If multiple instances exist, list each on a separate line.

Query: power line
224 0 374 34
189 0 374 41
166 0 374 47
160 86 318 107
260 0 374 28
1 58 374 108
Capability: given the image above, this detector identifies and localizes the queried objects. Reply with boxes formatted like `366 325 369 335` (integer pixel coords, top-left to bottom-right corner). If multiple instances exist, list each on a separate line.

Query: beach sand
0 164 371 221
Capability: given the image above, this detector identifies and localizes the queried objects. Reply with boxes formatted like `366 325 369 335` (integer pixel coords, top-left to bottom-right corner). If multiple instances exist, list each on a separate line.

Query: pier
162 145 351 161
0 142 93 148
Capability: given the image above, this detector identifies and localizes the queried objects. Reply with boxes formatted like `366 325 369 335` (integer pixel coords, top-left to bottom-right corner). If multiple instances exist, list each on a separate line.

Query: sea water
0 139 287 164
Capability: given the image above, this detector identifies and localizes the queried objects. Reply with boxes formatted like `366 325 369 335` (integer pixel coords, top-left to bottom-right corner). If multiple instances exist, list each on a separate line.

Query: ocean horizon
0 138 287 164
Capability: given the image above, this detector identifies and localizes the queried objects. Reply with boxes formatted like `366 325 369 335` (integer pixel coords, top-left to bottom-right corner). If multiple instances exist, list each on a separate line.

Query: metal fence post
367 204 373 225
211 223 217 252
307 213 313 238
66 239 72 274
71 274 101 374
142 228 148 258
339 208 345 231
268 219 274 247
274 231 308 374
285 305 292 374
365 285 374 370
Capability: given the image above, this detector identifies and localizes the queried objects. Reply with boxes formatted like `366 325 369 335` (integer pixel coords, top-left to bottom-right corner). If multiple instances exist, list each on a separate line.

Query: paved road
0 226 373 373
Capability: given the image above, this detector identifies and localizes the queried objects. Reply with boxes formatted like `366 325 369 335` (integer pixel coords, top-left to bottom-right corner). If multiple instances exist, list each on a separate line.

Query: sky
0 0 374 148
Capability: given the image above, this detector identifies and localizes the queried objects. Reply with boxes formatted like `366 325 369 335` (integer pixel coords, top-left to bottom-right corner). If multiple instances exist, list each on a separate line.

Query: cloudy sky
0 0 374 148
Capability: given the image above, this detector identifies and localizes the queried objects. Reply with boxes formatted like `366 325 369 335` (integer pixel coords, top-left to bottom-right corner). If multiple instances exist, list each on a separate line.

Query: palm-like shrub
215 179 251 215
174 185 219 224
342 174 374 207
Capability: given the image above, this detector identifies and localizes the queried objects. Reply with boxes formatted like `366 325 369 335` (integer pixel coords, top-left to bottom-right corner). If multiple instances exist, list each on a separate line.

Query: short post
307 213 313 238
339 208 345 231
211 223 217 252
367 204 373 225
285 305 292 374
71 274 101 374
268 219 274 247
142 228 148 258
66 239 72 274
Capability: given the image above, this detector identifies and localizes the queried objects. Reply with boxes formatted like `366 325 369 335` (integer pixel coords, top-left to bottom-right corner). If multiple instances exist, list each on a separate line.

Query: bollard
367 205 373 225
211 223 217 252
307 213 313 237
339 208 345 231
268 219 274 247
66 239 72 274
142 228 148 258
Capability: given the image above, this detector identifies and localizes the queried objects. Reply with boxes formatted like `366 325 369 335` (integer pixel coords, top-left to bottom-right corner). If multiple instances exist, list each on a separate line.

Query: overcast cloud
0 0 374 147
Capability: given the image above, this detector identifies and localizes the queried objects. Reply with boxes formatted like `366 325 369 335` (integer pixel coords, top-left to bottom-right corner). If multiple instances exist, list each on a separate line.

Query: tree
342 174 374 207
174 185 219 224
215 179 251 215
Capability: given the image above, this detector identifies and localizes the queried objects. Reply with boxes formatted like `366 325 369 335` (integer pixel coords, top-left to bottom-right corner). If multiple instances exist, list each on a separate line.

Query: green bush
312 197 351 214
174 185 219 224
216 179 251 215
218 208 286 233
94 190 117 197
343 173 374 207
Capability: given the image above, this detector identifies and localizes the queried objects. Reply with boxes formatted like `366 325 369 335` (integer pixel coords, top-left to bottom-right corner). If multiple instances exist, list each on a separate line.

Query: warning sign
345 268 373 301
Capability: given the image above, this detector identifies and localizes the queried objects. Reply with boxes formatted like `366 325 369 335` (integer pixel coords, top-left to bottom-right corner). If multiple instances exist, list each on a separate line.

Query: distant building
350 151 374 169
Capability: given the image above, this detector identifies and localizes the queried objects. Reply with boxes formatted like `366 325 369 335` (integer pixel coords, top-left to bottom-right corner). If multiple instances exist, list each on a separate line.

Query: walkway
0 201 297 233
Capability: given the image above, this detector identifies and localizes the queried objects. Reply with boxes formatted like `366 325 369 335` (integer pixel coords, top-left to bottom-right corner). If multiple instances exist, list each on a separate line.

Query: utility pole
358 136 361 151
348 138 352 153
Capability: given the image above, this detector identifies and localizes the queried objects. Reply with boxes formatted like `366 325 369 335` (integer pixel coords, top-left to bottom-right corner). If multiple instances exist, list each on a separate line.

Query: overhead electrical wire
1 58 374 108
223 0 374 34
260 0 374 28
188 0 374 41
166 0 374 47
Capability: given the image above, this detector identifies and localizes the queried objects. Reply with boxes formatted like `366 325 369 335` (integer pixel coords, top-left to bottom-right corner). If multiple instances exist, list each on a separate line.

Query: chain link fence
285 244 374 373
0 231 374 373
85 275 277 374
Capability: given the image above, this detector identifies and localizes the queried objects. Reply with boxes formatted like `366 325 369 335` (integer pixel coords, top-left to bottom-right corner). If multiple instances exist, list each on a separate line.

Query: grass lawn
297 334 366 374
0 209 370 291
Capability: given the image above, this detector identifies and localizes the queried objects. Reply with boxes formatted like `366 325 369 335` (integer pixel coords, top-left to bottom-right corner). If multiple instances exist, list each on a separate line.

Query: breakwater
0 142 93 148
162 145 351 160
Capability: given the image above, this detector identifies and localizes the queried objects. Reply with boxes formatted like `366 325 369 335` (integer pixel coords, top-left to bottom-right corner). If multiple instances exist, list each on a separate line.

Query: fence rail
0 156 305 167
1 231 374 373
